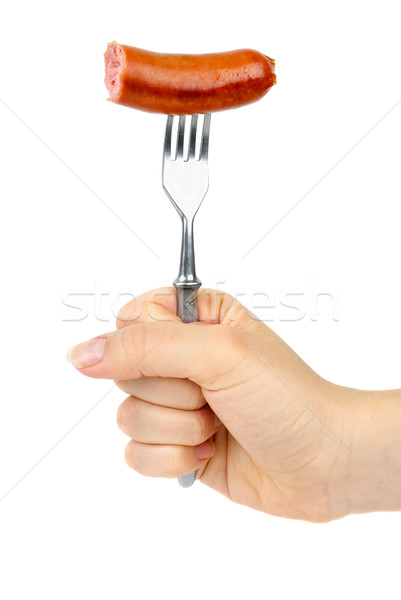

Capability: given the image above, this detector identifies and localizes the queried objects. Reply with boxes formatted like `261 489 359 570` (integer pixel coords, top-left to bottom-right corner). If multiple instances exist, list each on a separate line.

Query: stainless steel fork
162 113 211 488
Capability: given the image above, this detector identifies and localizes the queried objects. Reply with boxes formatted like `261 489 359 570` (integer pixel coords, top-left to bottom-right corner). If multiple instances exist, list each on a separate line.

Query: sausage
104 41 276 115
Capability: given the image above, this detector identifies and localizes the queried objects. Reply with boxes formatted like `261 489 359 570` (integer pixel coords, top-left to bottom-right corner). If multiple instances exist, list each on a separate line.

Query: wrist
328 385 401 516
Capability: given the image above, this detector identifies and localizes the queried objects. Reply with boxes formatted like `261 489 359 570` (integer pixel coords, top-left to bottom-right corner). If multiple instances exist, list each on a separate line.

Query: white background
1 0 401 598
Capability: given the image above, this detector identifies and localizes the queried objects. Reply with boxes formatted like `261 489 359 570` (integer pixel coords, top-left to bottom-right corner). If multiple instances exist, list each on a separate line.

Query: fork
162 113 211 488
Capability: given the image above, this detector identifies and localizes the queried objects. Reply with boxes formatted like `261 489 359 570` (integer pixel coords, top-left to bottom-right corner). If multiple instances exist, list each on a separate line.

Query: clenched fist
67 287 401 522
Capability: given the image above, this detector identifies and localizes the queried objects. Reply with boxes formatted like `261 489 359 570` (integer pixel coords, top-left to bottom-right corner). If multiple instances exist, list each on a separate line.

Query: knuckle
189 412 206 445
116 397 130 431
116 297 140 329
115 380 131 394
129 400 143 437
117 396 142 437
124 440 136 469
125 440 146 475
188 384 205 410
169 447 185 478
125 442 187 479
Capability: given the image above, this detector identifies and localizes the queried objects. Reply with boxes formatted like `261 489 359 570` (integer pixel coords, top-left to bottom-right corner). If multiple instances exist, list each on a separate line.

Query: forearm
330 385 401 515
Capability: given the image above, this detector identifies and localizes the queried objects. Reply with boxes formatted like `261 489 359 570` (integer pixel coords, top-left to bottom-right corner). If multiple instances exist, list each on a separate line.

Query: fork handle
174 283 200 488
175 284 200 323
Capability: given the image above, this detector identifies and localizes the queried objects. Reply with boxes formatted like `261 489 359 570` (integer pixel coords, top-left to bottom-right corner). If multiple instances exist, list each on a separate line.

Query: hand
67 287 401 522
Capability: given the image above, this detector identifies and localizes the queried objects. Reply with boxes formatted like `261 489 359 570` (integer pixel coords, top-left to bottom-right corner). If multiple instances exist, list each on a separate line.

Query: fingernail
196 441 215 460
66 338 107 368
214 414 222 428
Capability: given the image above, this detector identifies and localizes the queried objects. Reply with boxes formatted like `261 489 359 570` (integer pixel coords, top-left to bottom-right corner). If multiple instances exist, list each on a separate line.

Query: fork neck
173 216 201 288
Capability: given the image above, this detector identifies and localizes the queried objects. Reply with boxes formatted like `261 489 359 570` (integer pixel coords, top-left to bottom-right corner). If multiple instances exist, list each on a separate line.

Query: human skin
67 287 401 523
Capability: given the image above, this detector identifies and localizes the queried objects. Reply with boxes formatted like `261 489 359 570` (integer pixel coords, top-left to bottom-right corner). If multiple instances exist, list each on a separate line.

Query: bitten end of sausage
104 41 124 103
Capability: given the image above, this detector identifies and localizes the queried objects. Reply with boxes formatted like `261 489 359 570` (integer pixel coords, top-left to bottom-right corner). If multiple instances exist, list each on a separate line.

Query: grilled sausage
104 41 276 115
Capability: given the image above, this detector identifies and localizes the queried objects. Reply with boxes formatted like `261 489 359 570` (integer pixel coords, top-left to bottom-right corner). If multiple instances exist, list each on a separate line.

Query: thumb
67 321 247 389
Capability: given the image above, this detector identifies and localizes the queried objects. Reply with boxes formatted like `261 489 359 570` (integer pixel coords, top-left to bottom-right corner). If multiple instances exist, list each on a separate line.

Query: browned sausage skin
104 41 276 115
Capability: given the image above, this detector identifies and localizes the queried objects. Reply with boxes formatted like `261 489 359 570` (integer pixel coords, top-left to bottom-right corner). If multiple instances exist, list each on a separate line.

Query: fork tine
176 115 186 160
164 115 174 161
200 114 211 161
188 115 198 160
